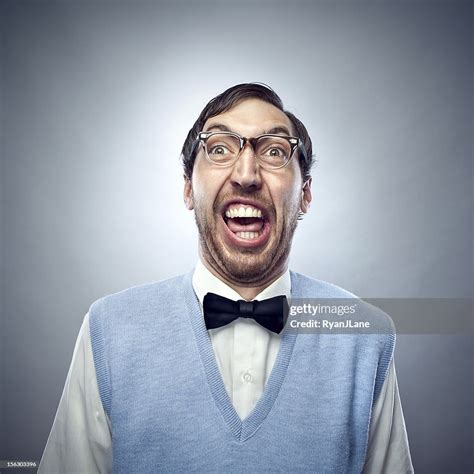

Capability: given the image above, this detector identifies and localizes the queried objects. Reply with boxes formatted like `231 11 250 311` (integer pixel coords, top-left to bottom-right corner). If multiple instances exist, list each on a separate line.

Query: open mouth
221 202 271 246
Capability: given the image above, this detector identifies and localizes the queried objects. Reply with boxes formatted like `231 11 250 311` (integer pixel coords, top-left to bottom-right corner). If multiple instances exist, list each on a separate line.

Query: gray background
1 0 472 472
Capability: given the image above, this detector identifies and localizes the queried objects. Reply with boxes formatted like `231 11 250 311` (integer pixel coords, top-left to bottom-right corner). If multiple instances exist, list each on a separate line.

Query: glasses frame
193 130 308 170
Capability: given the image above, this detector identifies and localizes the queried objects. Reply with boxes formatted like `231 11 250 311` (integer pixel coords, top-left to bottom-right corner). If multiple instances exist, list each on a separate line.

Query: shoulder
88 272 189 318
290 271 358 298
289 271 395 335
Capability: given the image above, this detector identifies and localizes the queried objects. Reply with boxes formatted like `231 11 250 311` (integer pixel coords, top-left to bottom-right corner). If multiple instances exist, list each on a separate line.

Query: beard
193 191 300 286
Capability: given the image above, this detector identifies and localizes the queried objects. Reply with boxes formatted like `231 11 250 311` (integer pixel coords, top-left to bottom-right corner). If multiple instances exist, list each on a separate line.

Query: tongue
226 217 264 233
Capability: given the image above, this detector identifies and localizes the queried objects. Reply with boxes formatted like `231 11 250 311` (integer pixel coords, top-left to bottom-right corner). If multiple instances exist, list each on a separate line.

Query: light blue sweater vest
89 270 395 473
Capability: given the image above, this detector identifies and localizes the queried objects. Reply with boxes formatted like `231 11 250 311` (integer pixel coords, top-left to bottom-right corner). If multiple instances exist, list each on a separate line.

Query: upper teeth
225 206 262 219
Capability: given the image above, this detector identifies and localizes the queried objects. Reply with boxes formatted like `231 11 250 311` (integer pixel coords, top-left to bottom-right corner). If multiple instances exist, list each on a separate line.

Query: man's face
184 98 312 286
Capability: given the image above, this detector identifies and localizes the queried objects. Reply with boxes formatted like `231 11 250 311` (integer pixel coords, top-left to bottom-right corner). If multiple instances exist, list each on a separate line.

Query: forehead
203 98 295 136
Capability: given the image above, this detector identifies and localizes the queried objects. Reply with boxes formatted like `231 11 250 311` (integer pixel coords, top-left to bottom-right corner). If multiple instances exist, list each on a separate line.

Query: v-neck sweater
89 270 394 473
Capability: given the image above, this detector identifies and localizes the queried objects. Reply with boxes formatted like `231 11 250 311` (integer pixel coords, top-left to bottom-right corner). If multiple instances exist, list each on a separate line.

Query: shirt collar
192 259 291 306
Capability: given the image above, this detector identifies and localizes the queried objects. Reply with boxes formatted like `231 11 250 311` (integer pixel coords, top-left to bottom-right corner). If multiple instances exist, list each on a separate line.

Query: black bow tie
203 292 289 334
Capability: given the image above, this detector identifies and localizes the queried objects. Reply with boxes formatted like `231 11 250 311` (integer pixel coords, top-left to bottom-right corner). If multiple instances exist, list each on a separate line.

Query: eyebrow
205 123 293 136
266 126 292 136
206 124 231 133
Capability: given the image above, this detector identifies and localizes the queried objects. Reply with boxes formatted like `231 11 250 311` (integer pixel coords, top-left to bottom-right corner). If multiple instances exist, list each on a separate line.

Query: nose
229 142 263 191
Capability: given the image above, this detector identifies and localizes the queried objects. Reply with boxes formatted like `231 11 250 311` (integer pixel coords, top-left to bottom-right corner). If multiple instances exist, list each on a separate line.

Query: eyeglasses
193 131 307 170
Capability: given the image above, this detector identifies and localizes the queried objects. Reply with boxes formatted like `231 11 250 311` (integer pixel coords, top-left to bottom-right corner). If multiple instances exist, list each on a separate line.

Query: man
39 83 413 473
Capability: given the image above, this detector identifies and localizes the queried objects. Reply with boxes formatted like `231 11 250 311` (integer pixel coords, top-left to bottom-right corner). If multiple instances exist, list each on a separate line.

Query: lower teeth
236 231 261 240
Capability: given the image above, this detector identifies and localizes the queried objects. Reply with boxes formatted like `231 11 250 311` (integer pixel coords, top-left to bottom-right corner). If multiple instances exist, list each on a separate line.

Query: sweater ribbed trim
89 309 112 417
373 333 396 402
183 270 298 442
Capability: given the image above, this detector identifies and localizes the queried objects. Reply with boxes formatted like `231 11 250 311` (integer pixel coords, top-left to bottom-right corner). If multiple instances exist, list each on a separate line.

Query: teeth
236 231 260 240
224 205 264 219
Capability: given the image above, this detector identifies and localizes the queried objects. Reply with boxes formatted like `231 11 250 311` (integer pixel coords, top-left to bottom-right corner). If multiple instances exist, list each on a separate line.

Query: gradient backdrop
1 1 472 472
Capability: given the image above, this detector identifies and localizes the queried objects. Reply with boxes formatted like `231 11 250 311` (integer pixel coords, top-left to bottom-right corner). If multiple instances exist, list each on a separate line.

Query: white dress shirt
39 262 414 473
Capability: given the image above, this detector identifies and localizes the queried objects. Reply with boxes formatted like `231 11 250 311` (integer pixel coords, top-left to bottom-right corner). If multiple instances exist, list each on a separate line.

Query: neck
199 253 288 301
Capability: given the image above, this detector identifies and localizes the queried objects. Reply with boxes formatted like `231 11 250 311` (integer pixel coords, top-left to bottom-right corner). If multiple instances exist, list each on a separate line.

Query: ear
300 177 312 214
183 175 194 210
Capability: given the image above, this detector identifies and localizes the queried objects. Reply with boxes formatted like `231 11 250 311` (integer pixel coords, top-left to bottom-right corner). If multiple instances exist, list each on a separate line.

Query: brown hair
180 83 313 181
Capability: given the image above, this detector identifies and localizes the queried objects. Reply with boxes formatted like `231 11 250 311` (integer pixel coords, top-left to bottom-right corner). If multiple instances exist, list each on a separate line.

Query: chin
217 242 281 284
196 208 293 284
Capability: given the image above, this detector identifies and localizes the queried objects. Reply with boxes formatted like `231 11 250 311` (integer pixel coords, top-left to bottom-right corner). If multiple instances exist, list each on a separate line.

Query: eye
209 145 230 155
263 146 288 159
268 148 283 157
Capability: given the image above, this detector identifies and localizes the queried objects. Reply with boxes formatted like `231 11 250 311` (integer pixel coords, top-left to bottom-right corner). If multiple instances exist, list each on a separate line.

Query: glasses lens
205 133 241 164
255 136 292 168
